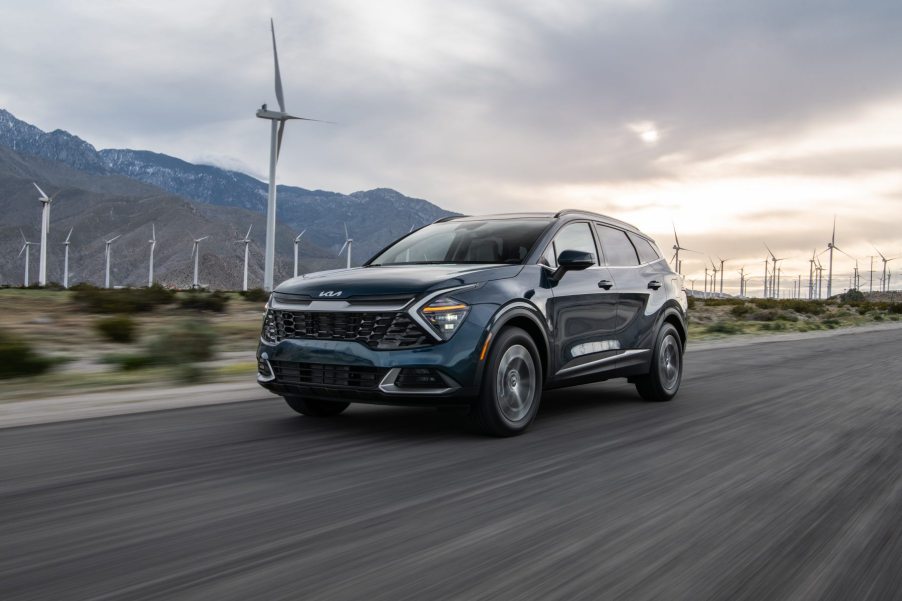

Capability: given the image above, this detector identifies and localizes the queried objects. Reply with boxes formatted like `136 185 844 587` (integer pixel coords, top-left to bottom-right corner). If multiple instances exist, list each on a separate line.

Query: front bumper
256 304 495 405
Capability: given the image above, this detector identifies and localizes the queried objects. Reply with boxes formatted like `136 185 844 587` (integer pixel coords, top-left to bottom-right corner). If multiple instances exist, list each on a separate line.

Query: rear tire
469 327 543 437
635 323 683 402
283 396 349 417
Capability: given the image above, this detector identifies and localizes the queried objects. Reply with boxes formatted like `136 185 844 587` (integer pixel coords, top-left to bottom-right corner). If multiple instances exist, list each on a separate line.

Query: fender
472 301 551 391
652 301 688 350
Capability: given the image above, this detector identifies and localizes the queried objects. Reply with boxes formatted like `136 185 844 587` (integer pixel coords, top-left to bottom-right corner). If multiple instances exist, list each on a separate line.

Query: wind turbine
823 217 852 299
338 223 353 269
33 183 61 286
718 257 729 294
238 225 253 291
62 228 73 289
708 258 719 298
670 224 698 275
737 267 746 297
808 250 817 299
104 235 120 289
874 247 897 293
18 230 38 287
191 236 209 289
256 19 328 292
765 244 788 299
148 224 156 287
293 229 306 277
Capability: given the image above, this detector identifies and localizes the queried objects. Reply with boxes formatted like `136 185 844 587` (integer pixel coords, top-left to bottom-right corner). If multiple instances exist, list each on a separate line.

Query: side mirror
549 249 595 282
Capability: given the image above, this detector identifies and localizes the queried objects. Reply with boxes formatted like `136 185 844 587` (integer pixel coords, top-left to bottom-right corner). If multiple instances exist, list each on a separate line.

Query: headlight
420 298 469 340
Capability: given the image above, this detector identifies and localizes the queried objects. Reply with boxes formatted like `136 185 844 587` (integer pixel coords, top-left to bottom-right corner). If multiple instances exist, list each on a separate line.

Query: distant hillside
0 108 458 287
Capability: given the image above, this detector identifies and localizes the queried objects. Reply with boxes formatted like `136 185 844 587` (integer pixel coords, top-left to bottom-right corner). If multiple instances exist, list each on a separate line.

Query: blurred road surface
2 328 901 600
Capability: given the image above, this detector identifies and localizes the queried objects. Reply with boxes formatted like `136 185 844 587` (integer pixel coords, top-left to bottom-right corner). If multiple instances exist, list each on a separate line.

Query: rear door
545 222 620 377
594 224 668 351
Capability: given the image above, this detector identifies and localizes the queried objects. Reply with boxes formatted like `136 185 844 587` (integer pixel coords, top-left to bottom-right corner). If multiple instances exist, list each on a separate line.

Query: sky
1 0 901 294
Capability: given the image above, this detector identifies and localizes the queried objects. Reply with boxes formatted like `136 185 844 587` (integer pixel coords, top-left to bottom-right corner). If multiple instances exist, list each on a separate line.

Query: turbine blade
18 244 27 257
109 235 121 243
245 224 253 239
344 222 349 239
33 182 49 199
295 228 306 242
672 222 680 247
831 216 836 244
338 240 348 256
276 120 285 160
271 19 285 113
19 228 26 243
65 227 73 243
152 223 156 242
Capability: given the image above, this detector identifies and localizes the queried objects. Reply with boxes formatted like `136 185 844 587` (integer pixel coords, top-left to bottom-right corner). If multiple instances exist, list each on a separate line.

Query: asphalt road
2 328 902 601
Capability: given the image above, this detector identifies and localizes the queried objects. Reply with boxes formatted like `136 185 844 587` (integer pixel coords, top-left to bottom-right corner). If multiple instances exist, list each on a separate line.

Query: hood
275 264 522 299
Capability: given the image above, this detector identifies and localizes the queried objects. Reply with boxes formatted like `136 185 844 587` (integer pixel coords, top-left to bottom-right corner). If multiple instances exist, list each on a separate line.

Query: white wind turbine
293 229 306 277
874 247 897 293
670 223 697 275
148 224 156 287
104 235 120 289
33 183 61 286
18 230 39 287
338 223 353 269
238 225 253 291
191 235 209 289
62 227 73 289
256 19 328 292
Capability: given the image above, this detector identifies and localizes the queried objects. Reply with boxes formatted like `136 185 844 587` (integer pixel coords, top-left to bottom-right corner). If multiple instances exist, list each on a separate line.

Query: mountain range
0 108 455 288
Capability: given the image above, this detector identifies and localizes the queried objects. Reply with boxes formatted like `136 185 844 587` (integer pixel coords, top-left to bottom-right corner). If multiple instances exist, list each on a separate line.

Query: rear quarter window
595 224 639 266
627 232 662 264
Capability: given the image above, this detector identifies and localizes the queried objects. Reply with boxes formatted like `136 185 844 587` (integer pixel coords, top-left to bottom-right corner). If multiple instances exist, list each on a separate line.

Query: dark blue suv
257 210 687 436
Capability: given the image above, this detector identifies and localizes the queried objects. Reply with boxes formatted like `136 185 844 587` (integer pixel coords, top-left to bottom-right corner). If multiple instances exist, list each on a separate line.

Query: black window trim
593 221 664 268
537 219 604 269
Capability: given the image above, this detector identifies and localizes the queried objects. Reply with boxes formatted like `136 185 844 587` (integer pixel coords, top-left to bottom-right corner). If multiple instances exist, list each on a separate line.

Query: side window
627 232 661 264
550 222 598 266
595 224 639 266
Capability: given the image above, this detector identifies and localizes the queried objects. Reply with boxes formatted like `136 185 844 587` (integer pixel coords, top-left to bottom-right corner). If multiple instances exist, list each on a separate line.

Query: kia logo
318 290 343 297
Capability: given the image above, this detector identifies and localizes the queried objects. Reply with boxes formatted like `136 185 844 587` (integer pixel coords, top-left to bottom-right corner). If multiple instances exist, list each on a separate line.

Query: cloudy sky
2 0 901 293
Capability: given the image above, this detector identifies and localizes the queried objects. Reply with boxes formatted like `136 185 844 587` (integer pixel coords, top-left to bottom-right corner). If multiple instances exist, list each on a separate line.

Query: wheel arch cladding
662 311 687 350
497 315 549 379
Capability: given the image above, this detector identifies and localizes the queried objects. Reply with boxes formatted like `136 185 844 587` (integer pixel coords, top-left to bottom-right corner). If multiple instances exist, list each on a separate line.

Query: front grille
269 360 387 389
262 310 432 349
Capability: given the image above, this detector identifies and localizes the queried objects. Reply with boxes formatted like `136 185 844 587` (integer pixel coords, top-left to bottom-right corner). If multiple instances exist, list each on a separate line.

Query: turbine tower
33 183 60 287
238 225 253 291
256 19 327 292
191 236 209 289
825 217 838 298
18 230 38 287
338 223 353 269
62 228 73 289
104 235 120 289
718 257 729 294
148 224 156 287
293 229 306 277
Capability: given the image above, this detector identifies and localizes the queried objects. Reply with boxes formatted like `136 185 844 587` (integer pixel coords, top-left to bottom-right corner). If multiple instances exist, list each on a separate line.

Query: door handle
647 280 662 290
598 280 613 290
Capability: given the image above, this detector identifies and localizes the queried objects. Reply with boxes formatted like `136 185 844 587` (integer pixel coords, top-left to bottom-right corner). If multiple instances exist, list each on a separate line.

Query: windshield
368 219 551 266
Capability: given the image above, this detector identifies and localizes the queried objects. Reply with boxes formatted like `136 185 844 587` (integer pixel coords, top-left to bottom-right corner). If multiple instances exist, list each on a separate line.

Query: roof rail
433 215 466 223
554 209 591 218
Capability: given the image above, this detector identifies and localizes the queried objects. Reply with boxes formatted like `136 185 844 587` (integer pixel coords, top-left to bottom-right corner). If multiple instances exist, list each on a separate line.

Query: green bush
179 291 229 312
108 320 217 380
752 299 778 310
760 322 788 331
72 283 175 314
705 322 743 334
839 290 865 303
240 288 270 303
781 300 825 315
730 304 753 318
776 311 799 322
0 329 54 379
703 298 745 306
686 296 697 310
751 310 778 322
888 303 902 315
822 318 840 329
94 315 138 343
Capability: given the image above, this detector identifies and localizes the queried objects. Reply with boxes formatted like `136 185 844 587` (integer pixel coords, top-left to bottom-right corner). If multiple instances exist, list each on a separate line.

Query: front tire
634 323 683 402
469 327 543 436
283 396 349 417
